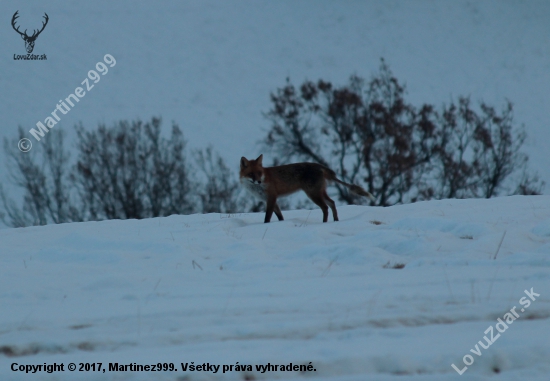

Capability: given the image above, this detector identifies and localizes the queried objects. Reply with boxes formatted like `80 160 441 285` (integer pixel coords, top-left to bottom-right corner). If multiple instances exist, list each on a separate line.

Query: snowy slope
1 196 549 380
1 0 550 198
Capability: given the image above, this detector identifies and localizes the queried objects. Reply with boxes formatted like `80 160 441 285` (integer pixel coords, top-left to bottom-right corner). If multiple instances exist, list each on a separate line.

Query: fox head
240 154 265 184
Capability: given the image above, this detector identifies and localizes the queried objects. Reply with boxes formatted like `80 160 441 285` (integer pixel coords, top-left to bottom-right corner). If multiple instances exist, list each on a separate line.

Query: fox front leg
273 202 284 221
264 196 278 223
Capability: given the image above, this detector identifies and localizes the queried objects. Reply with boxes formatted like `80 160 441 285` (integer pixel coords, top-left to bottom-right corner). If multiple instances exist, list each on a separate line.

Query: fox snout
246 174 263 184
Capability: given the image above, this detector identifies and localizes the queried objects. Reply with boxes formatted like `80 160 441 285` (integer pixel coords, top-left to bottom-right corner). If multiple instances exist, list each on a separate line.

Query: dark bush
263 59 543 206
1 118 243 227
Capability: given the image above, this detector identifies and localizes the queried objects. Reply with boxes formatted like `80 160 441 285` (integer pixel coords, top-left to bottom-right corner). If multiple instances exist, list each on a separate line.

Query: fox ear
256 154 263 166
240 157 248 169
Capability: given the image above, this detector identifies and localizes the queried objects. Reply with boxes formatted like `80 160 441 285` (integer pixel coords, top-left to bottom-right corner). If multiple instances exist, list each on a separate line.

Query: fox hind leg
306 191 330 223
323 190 339 221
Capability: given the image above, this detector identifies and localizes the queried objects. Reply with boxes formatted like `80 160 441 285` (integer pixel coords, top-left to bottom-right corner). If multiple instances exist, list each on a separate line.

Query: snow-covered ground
1 195 549 380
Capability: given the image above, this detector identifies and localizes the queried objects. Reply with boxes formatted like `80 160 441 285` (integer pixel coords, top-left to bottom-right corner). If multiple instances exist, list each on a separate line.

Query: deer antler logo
11 11 49 54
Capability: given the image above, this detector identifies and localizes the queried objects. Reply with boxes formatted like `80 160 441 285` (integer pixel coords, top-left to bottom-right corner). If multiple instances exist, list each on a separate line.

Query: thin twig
262 228 268 240
153 278 161 291
321 255 339 277
192 260 203 270
493 231 506 260
304 211 311 226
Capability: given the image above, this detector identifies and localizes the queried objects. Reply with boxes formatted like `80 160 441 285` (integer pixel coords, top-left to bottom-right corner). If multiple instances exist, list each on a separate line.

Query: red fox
240 155 375 223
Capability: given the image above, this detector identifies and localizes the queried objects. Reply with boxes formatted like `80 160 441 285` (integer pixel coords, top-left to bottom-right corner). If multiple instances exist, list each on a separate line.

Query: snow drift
1 196 549 380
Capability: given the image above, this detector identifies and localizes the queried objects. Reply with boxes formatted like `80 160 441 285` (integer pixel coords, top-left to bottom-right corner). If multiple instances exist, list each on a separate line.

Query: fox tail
322 168 375 201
